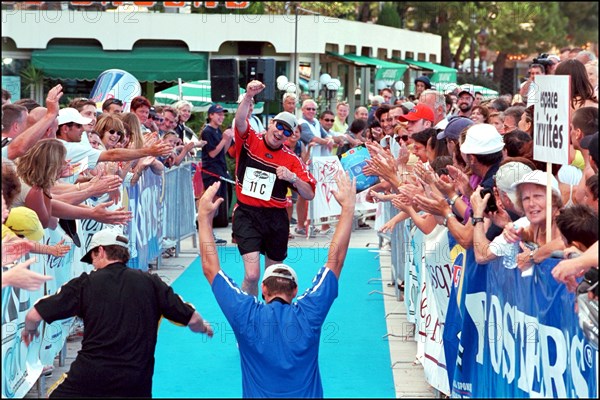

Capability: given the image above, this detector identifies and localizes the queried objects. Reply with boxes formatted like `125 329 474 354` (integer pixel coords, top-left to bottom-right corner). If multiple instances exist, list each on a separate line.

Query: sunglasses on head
108 129 123 136
106 98 123 106
275 122 293 137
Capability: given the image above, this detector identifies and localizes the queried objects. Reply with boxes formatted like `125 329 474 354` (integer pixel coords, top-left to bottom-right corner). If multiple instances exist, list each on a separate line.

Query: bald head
26 107 48 129
354 106 368 121
26 107 58 139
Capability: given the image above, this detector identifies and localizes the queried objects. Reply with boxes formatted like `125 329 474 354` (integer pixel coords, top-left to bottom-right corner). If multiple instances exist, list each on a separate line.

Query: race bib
241 167 276 201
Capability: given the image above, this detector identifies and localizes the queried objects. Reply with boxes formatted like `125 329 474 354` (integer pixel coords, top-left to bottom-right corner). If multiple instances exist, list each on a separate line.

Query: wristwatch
471 217 484 226
442 212 456 227
446 193 460 207
529 248 538 264
290 173 298 185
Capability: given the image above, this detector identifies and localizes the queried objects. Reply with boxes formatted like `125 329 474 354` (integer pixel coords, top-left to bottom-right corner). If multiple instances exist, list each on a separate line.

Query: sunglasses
105 98 123 106
108 129 123 136
305 107 316 111
395 135 409 142
322 118 335 123
275 122 293 137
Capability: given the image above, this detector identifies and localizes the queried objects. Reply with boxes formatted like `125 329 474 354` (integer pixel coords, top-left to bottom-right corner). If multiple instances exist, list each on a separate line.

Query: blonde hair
15 139 66 194
283 92 297 102
118 112 145 149
172 99 193 112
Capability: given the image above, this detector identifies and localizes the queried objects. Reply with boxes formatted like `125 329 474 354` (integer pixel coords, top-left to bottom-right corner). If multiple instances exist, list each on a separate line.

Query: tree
483 3 567 88
376 3 402 28
559 2 598 47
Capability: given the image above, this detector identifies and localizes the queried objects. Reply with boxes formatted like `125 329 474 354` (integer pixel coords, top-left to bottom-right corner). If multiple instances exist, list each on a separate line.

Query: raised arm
235 80 265 135
196 182 225 284
325 171 357 278
7 84 62 160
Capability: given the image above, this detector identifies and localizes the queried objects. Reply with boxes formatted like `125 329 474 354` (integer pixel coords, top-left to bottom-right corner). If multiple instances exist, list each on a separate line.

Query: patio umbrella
154 80 264 113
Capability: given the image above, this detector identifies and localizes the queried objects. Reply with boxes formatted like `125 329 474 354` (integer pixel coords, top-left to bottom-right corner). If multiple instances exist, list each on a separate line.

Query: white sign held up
532 75 570 165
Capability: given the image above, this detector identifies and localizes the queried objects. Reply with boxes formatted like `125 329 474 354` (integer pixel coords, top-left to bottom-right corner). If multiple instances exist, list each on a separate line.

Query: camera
480 187 498 213
532 53 555 74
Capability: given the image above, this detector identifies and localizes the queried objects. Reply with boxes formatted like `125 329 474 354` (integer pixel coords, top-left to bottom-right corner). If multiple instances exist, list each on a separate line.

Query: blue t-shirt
212 266 338 398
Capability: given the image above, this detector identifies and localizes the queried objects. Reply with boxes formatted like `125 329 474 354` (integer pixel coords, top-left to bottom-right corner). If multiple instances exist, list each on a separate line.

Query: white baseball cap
461 123 504 155
261 264 298 285
272 112 298 132
510 170 561 196
58 107 92 126
80 228 129 264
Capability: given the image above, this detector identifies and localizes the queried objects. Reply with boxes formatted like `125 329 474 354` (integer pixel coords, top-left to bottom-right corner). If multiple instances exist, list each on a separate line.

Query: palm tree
20 63 45 103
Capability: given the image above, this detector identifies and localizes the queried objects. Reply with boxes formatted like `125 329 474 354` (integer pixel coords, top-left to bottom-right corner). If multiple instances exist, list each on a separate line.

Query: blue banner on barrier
450 255 598 398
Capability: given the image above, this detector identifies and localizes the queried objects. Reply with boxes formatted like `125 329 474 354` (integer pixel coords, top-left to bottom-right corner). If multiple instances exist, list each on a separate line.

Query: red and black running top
234 122 316 208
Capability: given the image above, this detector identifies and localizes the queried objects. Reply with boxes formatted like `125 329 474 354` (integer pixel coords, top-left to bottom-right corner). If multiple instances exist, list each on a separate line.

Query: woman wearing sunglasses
231 80 317 298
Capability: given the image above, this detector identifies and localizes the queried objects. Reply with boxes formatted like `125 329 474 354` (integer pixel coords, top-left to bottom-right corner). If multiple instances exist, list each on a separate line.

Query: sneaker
42 365 54 377
213 233 227 245
294 227 306 235
294 227 316 238
314 227 334 236
357 221 371 230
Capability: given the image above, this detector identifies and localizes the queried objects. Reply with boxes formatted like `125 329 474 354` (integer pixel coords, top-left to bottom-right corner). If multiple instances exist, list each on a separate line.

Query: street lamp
394 80 405 99
318 73 340 111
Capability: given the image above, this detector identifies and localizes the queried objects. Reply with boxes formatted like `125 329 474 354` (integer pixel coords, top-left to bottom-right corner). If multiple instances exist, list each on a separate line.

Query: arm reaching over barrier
325 171 356 278
197 182 224 285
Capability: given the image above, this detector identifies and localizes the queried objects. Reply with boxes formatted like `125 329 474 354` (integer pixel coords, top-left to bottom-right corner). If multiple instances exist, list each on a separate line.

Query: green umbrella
154 80 264 113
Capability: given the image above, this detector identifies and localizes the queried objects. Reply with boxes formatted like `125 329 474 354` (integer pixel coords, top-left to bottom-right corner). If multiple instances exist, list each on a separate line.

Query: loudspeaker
246 58 276 102
210 58 239 102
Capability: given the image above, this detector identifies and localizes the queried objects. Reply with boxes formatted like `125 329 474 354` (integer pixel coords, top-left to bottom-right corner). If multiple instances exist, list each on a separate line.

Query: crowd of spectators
1 46 598 397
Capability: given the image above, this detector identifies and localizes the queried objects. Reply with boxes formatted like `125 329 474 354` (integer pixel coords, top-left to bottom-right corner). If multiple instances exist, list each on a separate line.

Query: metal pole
293 5 298 86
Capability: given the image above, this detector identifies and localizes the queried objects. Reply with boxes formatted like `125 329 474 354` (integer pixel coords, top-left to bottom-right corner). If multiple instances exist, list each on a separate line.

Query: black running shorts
232 202 289 261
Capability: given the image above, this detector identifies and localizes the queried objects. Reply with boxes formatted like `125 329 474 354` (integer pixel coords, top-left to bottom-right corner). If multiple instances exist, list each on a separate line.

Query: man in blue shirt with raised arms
197 171 356 398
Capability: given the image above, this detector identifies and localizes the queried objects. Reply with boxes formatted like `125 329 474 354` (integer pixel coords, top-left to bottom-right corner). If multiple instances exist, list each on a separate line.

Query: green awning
327 52 408 81
395 58 457 86
32 45 208 82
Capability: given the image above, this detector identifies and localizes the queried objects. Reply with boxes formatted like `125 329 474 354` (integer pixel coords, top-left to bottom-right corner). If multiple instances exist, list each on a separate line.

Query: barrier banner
126 169 164 271
1 254 45 398
451 255 598 398
406 224 424 326
420 225 452 395
310 156 343 221
442 241 467 390
38 227 77 368
1 227 78 398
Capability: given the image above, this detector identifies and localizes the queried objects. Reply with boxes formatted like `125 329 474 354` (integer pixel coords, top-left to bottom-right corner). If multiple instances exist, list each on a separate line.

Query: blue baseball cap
207 104 228 114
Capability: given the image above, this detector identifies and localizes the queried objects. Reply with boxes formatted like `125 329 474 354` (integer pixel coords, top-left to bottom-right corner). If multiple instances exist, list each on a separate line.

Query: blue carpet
153 247 395 398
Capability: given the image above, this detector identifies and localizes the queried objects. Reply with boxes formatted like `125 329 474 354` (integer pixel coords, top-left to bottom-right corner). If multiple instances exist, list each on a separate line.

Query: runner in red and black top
233 80 316 296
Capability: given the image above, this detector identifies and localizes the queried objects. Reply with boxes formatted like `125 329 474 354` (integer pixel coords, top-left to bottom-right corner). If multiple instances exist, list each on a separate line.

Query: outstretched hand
331 171 356 210
3 258 52 292
197 182 224 222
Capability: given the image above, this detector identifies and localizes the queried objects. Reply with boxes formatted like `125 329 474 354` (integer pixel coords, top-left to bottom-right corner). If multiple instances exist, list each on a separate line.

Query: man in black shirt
22 229 214 398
